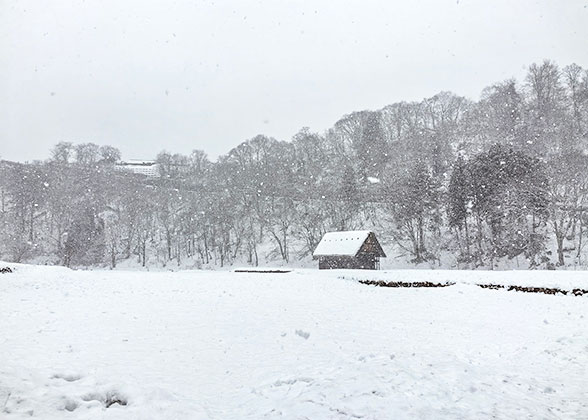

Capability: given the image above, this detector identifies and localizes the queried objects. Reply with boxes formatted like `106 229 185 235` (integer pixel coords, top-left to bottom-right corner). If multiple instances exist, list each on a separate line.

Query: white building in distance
115 160 160 177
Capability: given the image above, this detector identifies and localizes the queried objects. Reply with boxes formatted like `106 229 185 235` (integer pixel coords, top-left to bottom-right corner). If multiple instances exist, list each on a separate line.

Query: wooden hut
313 231 386 270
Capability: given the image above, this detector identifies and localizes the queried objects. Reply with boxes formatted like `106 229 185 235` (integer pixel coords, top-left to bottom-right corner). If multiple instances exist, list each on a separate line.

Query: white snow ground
1 265 587 419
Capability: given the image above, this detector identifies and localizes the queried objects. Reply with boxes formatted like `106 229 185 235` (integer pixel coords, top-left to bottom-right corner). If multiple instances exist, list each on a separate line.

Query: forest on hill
1 59 587 269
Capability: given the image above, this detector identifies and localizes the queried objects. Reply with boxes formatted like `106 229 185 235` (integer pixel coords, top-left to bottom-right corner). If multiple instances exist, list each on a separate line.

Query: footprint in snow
295 330 310 340
52 372 82 382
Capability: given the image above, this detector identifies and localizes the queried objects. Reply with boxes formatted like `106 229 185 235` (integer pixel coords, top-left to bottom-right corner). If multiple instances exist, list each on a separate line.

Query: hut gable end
358 232 387 258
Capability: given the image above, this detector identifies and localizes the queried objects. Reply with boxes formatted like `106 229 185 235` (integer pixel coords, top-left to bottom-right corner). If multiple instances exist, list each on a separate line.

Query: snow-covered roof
313 230 374 257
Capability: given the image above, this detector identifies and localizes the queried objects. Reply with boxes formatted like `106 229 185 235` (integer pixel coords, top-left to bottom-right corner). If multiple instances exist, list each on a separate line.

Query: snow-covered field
1 265 587 419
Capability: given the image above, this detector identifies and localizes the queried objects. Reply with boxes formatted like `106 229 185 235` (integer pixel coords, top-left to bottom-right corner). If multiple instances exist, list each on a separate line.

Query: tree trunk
271 231 286 261
253 242 259 267
142 241 146 267
577 212 583 264
476 215 484 267
203 231 209 264
282 228 289 262
29 203 34 242
110 242 116 269
556 233 565 266
464 218 471 261
166 229 172 261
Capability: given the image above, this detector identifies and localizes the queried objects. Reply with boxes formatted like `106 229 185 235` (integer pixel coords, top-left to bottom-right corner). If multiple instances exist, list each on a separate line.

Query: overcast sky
1 0 587 162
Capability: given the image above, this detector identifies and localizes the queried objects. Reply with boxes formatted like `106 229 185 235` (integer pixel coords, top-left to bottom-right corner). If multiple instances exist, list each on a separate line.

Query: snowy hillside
1 266 587 419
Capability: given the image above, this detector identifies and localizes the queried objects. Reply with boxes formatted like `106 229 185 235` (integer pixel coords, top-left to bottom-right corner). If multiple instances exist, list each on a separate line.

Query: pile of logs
478 283 587 296
234 269 291 274
358 280 454 288
358 279 587 296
